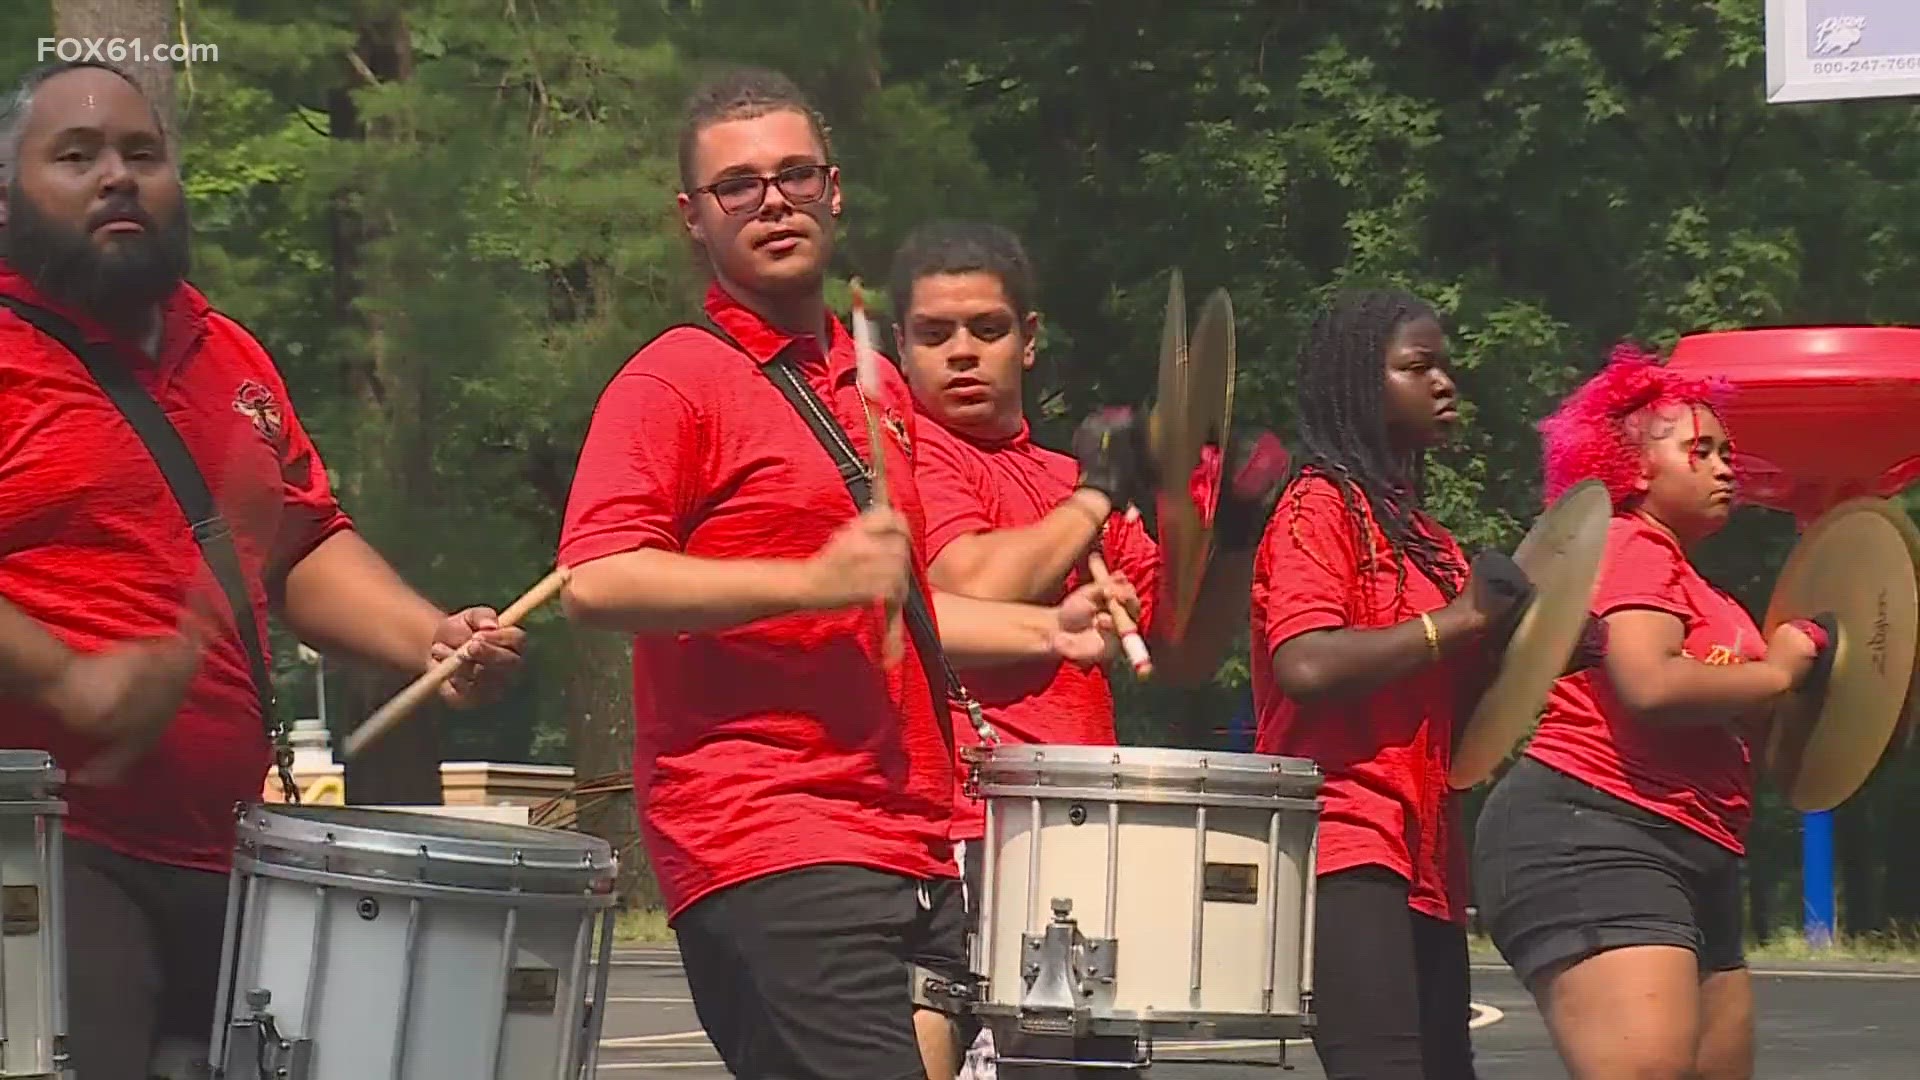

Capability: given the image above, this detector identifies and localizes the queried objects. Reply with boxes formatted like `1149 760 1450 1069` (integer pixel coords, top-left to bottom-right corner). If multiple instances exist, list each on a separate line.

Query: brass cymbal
1761 500 1920 811
1449 480 1613 789
1808 497 1920 754
1158 288 1237 643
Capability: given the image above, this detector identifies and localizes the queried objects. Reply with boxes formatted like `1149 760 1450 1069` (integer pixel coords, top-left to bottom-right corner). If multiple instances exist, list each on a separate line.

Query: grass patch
613 906 675 944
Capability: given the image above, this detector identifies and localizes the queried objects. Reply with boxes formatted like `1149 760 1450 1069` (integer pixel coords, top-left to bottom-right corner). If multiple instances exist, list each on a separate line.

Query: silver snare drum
0 751 67 1079
972 745 1321 1044
209 804 618 1080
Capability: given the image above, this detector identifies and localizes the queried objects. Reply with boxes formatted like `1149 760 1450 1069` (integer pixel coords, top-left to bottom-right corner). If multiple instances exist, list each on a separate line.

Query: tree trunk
50 0 175 132
559 628 651 907
327 6 441 806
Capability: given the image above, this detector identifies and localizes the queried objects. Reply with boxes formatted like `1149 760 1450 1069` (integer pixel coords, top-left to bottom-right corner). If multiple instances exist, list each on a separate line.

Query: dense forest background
6 0 1918 940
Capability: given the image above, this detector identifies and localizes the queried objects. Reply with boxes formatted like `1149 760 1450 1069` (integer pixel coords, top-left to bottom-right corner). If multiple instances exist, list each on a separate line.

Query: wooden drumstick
1087 551 1151 678
851 280 905 667
343 567 570 760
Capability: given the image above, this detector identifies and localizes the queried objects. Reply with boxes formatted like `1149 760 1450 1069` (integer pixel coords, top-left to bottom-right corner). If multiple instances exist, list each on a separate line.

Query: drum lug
1016 898 1117 1037
221 989 313 1080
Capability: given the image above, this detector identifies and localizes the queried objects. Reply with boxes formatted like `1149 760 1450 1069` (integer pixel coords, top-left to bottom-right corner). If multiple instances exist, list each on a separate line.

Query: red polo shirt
1524 515 1760 853
912 414 1163 840
0 266 353 873
1250 475 1474 925
557 284 958 919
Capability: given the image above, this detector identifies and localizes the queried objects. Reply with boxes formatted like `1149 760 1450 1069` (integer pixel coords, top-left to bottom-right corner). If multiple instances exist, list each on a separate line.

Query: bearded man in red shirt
0 60 527 1079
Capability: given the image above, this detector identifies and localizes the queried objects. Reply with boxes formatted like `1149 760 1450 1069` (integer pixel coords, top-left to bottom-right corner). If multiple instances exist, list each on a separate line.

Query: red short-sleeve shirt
1524 515 1761 853
1249 474 1474 924
557 284 958 918
911 414 1161 839
0 266 353 873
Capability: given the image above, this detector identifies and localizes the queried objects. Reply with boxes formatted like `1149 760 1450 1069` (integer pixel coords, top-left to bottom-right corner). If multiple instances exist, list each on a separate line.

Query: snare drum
208 804 617 1080
0 751 67 1079
971 745 1320 1043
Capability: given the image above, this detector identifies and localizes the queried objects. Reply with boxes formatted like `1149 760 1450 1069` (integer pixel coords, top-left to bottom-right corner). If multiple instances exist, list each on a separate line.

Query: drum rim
235 803 616 877
0 748 63 798
973 744 1318 773
971 744 1322 795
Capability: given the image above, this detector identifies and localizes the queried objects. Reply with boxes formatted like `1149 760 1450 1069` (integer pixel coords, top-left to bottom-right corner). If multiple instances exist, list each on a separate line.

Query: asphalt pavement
593 947 1920 1078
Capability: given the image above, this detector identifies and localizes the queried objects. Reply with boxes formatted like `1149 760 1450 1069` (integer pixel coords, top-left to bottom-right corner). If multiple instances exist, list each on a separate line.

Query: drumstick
1087 551 1152 678
343 567 570 760
850 280 905 667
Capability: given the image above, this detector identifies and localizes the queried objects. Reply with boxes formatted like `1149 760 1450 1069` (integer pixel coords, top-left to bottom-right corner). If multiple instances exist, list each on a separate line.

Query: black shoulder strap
0 297 288 767
685 319 984 751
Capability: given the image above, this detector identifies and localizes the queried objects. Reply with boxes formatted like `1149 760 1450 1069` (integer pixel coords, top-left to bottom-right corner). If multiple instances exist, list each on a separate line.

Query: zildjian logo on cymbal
1870 592 1890 678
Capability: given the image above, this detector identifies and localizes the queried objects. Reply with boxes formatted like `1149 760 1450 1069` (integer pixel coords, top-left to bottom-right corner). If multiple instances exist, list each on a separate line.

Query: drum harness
0 298 301 808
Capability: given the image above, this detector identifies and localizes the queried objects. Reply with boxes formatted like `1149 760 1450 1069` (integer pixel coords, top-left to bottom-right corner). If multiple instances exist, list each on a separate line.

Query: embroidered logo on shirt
232 379 285 446
883 409 913 460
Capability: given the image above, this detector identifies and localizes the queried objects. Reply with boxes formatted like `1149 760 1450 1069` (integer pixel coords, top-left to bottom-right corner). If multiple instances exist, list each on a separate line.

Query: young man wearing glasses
557 68 1130 1080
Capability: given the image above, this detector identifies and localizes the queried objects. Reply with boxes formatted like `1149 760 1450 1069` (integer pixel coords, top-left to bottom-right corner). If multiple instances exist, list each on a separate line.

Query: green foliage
25 0 1916 929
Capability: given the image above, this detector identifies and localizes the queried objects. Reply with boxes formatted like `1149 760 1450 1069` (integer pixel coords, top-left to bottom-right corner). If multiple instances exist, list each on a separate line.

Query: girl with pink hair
1472 344 1822 1080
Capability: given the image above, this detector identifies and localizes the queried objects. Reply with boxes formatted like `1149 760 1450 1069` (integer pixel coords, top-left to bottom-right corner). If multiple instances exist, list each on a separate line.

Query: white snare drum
208 804 617 1080
0 751 67 1079
971 745 1320 1044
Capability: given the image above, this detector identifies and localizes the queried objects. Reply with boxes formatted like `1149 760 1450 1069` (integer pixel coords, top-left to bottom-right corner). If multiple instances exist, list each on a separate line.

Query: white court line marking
607 996 694 1004
1152 1002 1502 1052
1470 962 1920 981
595 1004 1505 1056
599 1030 710 1048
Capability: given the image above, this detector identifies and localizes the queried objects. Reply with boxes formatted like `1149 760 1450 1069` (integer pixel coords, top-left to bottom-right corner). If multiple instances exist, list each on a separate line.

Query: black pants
66 836 230 1079
1311 866 1478 1080
1473 757 1745 990
674 864 971 1080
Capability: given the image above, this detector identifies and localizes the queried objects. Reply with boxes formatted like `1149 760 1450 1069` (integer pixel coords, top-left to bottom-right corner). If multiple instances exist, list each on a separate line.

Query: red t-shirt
1524 515 1760 853
0 267 353 873
912 414 1162 839
557 284 958 918
1249 474 1474 924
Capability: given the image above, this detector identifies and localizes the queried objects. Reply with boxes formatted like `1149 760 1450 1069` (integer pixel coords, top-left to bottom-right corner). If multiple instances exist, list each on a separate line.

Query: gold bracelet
1420 612 1441 660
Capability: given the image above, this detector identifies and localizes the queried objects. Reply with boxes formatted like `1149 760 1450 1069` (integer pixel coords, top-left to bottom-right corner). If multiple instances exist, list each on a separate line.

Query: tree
50 0 176 130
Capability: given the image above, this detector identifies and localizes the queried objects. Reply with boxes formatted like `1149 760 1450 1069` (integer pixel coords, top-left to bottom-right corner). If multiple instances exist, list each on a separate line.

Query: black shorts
1472 757 1745 989
1311 866 1479 1080
673 864 970 1080
66 836 231 1080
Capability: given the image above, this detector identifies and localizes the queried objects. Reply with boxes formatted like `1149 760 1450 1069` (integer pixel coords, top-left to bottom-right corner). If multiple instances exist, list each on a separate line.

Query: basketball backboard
1768 0 1920 102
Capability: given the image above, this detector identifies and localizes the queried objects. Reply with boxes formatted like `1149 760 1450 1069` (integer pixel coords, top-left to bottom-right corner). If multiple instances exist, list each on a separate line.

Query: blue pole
1803 810 1836 949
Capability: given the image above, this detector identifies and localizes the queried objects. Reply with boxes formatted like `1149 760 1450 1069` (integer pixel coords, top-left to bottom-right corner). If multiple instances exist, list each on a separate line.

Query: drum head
1449 480 1613 789
1761 500 1920 811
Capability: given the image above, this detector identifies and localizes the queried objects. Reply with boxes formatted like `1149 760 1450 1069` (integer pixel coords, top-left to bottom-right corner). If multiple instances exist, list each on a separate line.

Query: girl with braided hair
1250 289 1523 1080
1472 345 1821 1080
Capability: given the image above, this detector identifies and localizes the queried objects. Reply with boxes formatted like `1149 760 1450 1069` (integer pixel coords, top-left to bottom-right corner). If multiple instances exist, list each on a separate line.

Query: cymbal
1809 497 1920 754
1449 480 1613 789
1761 500 1920 811
1158 288 1236 643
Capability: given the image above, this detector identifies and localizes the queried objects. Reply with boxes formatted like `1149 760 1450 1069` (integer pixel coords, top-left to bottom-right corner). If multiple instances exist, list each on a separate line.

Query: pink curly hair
1539 342 1733 509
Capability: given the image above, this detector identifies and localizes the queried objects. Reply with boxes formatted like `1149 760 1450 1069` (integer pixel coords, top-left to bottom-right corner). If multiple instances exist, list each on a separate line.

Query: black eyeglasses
696 163 832 216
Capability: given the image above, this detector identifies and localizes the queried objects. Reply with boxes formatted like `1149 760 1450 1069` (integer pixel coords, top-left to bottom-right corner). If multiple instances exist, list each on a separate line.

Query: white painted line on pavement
599 1030 710 1048
608 996 694 1003
1152 1001 1502 1053
595 1003 1505 1060
1471 962 1920 981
